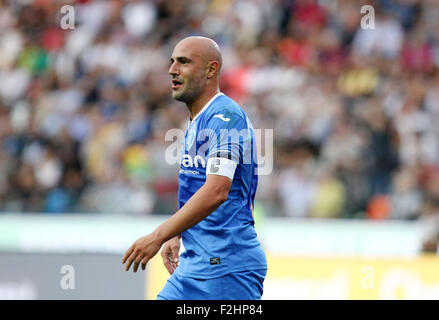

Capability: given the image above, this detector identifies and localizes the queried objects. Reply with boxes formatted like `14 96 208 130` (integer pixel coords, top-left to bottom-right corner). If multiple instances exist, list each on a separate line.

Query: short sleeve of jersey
201 107 251 164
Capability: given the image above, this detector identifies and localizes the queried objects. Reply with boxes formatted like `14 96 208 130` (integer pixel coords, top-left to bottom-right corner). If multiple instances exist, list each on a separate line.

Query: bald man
122 36 267 300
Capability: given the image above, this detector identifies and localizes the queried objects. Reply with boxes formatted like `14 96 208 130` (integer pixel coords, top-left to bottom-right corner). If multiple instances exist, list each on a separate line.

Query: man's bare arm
122 174 232 272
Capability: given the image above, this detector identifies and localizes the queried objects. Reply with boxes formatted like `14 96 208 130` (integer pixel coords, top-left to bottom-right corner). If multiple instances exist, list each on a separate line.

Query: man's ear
206 61 220 79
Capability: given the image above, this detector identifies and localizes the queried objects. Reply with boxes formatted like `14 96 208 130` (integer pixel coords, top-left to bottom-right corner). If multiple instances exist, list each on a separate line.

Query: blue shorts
156 269 267 300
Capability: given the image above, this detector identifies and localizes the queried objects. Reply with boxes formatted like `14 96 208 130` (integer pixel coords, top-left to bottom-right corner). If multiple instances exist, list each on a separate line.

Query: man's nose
169 63 179 76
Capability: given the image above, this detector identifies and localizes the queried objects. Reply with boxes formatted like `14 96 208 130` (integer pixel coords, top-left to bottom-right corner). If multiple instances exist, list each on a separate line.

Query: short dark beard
173 89 197 105
172 79 205 105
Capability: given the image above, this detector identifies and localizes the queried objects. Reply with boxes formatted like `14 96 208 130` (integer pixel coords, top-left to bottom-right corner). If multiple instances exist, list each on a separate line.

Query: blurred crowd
0 0 439 245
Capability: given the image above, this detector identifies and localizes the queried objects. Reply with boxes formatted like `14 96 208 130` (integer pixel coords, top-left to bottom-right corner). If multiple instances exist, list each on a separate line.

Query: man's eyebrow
170 56 192 63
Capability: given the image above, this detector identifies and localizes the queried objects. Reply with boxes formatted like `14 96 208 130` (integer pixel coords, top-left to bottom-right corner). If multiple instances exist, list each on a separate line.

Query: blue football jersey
175 92 267 279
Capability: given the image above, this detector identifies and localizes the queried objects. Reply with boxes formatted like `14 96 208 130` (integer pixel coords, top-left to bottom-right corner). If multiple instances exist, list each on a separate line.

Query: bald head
169 36 222 105
176 36 222 71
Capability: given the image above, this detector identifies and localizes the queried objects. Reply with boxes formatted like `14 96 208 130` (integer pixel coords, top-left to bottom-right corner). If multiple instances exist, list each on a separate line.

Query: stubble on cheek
172 67 206 103
174 78 199 103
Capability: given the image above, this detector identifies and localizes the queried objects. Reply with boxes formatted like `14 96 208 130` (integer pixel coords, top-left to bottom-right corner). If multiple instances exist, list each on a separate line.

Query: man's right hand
161 236 181 275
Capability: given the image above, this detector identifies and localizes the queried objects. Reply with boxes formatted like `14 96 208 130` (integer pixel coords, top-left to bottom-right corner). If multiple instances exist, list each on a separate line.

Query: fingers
122 245 134 264
160 247 168 261
169 262 177 274
124 249 138 271
170 244 179 273
162 255 177 274
162 251 174 274
163 259 172 274
125 247 144 272
169 254 178 274
125 250 148 272
172 245 179 263
164 261 175 275
161 245 174 274
123 234 162 273
133 254 144 273
168 258 177 274
126 249 158 272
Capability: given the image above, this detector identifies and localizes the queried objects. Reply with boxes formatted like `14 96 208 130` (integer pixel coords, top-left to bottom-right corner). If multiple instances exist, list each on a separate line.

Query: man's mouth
172 79 183 89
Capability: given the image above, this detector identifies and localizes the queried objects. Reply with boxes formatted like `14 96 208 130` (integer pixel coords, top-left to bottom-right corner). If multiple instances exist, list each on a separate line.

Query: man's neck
187 87 220 121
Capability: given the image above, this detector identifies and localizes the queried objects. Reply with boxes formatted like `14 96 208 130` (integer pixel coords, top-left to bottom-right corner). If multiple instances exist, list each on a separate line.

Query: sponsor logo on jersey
181 154 206 168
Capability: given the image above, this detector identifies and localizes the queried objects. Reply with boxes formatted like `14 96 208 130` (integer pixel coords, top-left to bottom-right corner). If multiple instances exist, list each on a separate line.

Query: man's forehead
171 37 222 66
171 42 202 60
173 38 214 58
171 46 193 59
